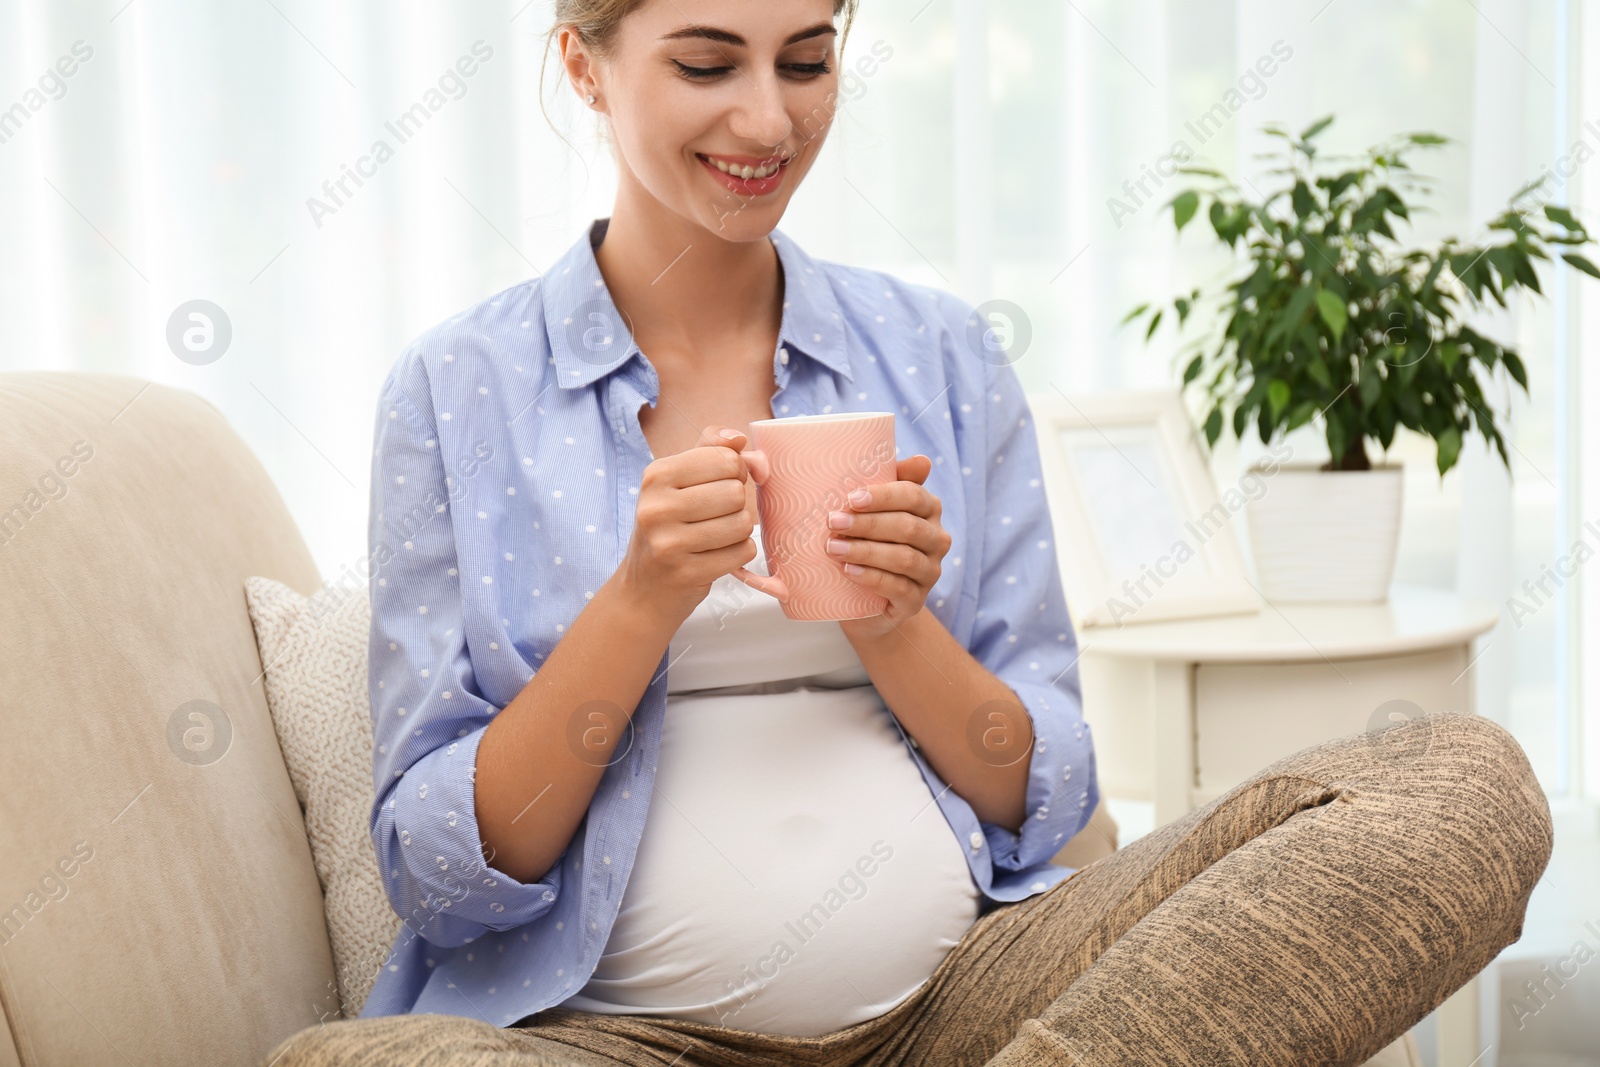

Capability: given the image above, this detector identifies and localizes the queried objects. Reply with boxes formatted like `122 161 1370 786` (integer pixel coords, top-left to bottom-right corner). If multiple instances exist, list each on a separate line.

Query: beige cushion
246 575 402 1017
0 373 337 1066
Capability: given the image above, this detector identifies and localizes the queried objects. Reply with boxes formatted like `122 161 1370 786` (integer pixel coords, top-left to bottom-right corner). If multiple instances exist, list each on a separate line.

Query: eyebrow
659 22 837 47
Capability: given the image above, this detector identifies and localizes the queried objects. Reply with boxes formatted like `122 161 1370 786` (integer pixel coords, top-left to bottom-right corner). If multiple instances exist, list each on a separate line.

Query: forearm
475 572 678 884
843 607 1032 831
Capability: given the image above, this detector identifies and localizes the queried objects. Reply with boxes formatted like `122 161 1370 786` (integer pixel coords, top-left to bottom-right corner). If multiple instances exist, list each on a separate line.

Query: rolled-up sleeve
367 367 560 947
965 353 1100 872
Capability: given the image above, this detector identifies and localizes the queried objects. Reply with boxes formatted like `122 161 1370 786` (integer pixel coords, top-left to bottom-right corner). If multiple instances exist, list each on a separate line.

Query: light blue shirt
359 217 1099 1025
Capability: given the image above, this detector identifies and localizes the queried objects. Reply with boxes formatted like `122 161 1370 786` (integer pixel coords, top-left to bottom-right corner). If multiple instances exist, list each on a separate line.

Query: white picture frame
1026 388 1262 629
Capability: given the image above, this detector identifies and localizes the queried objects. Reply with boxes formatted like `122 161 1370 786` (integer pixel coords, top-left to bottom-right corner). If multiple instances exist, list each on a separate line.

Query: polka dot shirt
359 217 1098 1025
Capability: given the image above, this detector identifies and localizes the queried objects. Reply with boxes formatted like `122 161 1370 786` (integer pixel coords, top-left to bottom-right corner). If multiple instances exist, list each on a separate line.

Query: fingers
835 556 926 609
835 466 942 522
637 511 754 568
896 454 933 486
694 425 750 451
825 535 940 587
671 478 751 523
681 510 758 553
649 436 749 490
827 507 947 556
813 455 945 567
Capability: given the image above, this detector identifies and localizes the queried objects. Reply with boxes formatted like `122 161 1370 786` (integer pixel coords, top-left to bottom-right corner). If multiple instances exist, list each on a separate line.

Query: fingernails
826 537 850 556
828 510 853 530
848 489 871 508
718 428 743 440
843 563 863 575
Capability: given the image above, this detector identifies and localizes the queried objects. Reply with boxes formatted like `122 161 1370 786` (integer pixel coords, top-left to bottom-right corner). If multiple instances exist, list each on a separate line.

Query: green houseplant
1127 116 1598 602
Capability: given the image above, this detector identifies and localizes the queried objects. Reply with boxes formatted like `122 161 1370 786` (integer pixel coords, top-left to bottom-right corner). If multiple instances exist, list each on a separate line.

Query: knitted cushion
245 575 401 1018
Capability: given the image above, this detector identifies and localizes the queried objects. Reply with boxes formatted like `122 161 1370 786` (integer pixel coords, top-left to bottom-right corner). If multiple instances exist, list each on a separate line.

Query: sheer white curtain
0 0 1586 798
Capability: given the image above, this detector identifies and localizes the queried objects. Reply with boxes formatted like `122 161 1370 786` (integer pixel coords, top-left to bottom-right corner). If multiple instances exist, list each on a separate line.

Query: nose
728 69 795 151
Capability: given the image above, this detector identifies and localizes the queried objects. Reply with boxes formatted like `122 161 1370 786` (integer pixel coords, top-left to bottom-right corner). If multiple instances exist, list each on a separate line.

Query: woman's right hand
615 426 761 627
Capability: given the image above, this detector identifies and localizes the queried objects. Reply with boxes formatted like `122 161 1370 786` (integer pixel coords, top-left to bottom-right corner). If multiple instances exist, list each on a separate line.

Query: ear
558 27 598 101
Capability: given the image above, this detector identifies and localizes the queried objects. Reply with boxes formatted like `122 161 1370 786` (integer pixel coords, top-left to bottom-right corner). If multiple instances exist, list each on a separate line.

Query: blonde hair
539 0 859 140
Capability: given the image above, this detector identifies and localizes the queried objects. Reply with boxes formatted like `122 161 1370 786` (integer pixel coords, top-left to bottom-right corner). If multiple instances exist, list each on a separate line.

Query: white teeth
708 156 781 180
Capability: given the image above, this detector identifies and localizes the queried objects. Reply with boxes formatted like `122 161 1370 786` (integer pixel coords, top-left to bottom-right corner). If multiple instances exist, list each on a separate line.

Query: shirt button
969 831 984 851
779 348 790 366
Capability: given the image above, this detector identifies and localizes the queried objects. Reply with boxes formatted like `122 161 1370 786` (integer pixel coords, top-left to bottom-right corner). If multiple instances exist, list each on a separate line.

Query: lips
697 152 792 197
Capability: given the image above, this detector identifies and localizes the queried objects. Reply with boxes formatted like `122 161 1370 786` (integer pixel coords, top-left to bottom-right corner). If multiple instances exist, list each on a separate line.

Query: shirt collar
543 217 852 390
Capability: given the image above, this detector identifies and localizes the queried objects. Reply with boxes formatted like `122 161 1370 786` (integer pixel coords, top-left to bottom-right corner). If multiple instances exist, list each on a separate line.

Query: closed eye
672 59 832 81
674 61 732 79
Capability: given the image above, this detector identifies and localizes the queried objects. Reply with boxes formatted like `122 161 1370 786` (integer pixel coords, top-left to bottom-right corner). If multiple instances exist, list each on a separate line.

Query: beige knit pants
266 711 1553 1066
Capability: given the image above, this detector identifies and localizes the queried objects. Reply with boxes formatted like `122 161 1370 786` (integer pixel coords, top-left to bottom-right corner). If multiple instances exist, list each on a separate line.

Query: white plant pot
1243 463 1404 604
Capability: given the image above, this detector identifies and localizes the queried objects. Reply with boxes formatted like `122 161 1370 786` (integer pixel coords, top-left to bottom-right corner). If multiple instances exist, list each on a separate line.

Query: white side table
1078 584 1497 822
1077 583 1498 1064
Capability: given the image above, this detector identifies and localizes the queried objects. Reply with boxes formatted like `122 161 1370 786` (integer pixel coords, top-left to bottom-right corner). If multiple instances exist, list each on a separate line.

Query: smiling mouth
697 153 792 181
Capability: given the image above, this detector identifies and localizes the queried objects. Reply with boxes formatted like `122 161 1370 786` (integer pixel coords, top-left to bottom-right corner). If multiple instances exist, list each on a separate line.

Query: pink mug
731 412 898 621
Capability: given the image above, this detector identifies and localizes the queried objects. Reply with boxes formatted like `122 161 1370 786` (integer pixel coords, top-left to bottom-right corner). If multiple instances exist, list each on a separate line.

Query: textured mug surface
743 413 897 621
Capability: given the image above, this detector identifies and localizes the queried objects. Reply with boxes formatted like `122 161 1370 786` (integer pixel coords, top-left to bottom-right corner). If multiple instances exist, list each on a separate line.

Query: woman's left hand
829 454 951 641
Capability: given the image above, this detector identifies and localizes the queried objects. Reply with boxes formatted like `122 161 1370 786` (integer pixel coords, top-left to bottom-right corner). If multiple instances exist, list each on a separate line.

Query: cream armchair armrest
1364 1033 1423 1067
1050 797 1119 870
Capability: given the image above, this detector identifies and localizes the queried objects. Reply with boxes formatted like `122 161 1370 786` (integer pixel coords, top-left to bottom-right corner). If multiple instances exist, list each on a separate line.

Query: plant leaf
1544 204 1582 232
1228 204 1254 245
1267 379 1291 419
1512 249 1542 294
1315 289 1348 343
1436 424 1462 477
1300 115 1335 142
1145 309 1164 341
1377 407 1397 451
1268 285 1316 351
1503 350 1528 390
1292 180 1316 220
1209 201 1235 246
1359 366 1382 410
1436 340 1459 375
1323 170 1363 202
1173 191 1200 232
1509 177 1547 205
1419 254 1446 297
1563 253 1600 280
1182 354 1204 385
1286 399 1318 432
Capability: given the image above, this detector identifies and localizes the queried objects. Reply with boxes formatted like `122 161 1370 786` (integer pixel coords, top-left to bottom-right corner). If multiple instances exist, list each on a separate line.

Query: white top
561 527 981 1036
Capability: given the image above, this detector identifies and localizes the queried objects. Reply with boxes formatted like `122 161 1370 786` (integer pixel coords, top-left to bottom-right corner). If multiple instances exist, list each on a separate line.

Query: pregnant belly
563 685 981 1037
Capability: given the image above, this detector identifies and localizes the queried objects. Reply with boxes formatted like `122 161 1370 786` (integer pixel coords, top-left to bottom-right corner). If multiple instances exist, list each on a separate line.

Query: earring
586 93 597 104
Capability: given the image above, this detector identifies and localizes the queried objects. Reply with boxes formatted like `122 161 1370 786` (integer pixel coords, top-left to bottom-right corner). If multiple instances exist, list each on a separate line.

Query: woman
271 1 1552 1063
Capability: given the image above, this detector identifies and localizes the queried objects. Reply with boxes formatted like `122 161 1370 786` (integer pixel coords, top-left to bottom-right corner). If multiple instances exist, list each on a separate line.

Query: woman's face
573 0 840 243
